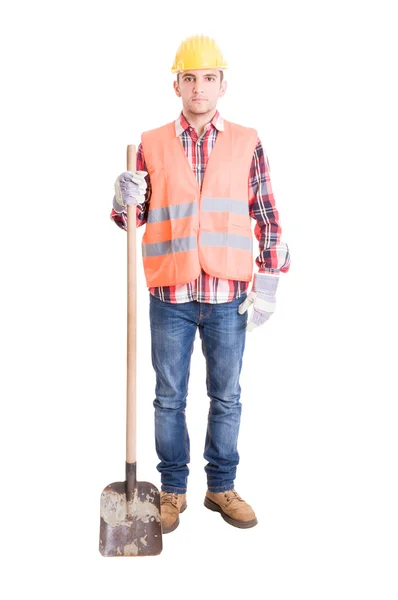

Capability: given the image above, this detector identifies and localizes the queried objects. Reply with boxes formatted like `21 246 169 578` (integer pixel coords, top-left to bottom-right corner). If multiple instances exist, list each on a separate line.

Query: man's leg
198 295 247 492
199 294 257 528
149 294 198 493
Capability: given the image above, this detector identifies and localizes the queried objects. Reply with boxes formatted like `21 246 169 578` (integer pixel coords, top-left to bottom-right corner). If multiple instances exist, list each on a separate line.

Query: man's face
173 69 227 115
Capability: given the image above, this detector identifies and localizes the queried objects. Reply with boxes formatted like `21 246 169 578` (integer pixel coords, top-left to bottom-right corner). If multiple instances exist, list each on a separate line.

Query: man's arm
238 138 290 331
110 143 151 230
248 138 290 276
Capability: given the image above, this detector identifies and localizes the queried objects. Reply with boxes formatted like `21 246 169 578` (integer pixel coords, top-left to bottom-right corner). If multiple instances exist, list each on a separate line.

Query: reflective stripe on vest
200 231 253 252
147 201 198 224
142 236 197 257
141 120 258 287
201 197 249 216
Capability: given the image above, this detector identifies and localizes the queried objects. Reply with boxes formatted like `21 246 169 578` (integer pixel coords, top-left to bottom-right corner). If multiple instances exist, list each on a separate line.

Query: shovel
99 144 162 557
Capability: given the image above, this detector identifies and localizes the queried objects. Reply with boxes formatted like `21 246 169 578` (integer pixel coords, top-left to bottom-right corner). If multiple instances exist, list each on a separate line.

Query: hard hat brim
171 65 228 74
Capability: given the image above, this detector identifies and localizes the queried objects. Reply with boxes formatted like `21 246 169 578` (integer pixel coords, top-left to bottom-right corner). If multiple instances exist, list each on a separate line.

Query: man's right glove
112 170 147 213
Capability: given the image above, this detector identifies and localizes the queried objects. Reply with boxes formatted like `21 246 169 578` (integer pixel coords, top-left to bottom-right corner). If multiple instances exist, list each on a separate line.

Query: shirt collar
174 110 224 136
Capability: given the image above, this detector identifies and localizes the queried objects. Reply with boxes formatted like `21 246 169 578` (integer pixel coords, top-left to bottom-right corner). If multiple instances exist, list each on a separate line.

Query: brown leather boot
204 489 258 529
160 491 187 534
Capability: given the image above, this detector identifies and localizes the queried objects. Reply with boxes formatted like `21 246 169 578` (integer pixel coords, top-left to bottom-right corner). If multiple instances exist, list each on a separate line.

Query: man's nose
193 82 204 94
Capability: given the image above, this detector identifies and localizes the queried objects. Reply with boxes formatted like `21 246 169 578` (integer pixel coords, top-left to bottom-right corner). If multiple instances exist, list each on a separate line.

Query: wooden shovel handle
126 145 137 465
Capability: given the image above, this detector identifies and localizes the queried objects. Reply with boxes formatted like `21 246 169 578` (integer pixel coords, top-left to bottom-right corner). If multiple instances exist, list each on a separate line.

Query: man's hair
177 70 224 84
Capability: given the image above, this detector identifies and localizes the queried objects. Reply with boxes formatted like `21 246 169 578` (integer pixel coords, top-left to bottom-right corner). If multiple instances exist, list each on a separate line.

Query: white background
1 0 397 598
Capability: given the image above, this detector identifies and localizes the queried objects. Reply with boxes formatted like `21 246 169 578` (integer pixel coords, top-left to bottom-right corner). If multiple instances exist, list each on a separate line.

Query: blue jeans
149 293 248 494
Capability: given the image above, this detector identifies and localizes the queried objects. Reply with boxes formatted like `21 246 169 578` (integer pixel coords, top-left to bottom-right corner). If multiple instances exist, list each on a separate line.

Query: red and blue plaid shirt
110 110 290 303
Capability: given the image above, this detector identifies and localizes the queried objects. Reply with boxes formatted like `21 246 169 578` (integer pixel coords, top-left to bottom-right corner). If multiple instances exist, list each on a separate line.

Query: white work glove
112 170 148 213
238 272 279 332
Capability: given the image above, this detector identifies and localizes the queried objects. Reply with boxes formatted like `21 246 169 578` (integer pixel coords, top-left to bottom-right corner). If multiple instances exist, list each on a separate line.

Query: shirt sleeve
248 138 290 275
109 142 152 230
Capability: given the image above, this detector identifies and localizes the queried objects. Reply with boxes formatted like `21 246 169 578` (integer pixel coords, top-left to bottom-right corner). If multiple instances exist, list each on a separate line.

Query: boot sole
204 497 258 529
161 502 187 534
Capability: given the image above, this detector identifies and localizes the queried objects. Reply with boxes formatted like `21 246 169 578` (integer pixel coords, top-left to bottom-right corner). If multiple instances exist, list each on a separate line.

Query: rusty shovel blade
99 463 162 557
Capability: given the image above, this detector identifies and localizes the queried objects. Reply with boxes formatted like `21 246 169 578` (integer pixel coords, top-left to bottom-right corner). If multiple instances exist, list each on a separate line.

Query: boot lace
161 492 179 506
224 490 242 503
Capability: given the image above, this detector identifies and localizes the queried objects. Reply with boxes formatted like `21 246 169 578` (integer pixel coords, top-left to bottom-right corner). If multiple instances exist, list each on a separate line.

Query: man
110 34 290 534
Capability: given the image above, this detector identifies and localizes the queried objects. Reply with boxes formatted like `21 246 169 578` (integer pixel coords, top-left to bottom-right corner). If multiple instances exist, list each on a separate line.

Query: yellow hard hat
171 34 228 73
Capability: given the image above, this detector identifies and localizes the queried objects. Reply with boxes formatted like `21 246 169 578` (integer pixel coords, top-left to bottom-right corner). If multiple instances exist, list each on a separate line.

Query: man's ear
173 80 181 97
219 80 227 98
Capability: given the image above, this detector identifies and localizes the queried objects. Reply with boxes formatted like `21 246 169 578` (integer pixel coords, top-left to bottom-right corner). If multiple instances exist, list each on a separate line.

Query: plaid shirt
110 111 290 303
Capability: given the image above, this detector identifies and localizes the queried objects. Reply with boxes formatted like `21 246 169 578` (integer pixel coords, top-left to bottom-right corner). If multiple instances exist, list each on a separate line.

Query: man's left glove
238 272 279 332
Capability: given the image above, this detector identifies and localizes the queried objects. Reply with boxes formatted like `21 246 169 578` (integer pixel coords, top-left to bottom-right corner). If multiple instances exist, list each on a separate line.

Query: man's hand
238 273 279 332
113 170 147 213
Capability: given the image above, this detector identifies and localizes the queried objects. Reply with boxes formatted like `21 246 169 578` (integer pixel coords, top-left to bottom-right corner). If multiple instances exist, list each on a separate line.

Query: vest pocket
144 219 172 243
227 198 250 228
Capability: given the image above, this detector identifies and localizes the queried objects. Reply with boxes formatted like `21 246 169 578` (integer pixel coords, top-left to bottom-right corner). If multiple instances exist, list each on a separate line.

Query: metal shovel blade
99 463 162 557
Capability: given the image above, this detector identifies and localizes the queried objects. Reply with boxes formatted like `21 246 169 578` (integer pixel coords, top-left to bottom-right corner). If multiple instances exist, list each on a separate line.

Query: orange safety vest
140 119 258 287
